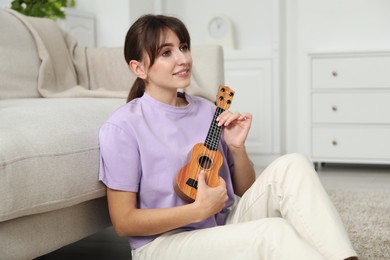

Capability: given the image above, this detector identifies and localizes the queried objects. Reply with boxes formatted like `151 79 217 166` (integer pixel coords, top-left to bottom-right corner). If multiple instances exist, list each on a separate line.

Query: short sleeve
98 123 141 192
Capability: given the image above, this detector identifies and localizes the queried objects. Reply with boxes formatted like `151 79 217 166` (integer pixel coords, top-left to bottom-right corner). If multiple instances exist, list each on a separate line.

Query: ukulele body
174 143 223 202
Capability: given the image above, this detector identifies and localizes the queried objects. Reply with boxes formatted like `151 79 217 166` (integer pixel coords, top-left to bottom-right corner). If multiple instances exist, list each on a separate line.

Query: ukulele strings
206 103 228 184
195 110 218 185
196 89 230 186
205 108 220 184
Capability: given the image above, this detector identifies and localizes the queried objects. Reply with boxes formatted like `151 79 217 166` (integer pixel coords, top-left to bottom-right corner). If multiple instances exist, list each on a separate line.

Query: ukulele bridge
186 178 198 189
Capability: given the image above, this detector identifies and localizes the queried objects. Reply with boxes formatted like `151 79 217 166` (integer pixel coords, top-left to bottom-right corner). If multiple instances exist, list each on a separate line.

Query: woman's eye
180 44 189 52
161 50 171 57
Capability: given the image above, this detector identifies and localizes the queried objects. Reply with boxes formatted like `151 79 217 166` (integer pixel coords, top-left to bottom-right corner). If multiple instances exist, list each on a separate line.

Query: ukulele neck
204 106 225 151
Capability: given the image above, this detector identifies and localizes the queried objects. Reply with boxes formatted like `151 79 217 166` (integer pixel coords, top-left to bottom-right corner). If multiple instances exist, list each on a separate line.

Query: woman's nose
175 50 191 64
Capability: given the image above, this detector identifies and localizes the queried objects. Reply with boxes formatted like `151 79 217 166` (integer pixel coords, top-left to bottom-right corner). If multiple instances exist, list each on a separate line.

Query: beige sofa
0 8 224 259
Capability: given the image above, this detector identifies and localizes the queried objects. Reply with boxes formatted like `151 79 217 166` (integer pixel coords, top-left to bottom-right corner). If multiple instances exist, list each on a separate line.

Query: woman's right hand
193 171 228 220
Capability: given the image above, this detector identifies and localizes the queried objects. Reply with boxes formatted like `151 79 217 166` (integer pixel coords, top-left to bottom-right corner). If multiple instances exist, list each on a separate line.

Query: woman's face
143 29 192 92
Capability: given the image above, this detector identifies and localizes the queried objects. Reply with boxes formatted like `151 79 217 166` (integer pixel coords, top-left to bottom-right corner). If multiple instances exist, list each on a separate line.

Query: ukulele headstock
215 84 235 110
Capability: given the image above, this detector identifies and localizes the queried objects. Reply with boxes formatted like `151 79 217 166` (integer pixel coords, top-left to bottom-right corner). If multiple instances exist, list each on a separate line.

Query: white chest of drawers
310 52 390 167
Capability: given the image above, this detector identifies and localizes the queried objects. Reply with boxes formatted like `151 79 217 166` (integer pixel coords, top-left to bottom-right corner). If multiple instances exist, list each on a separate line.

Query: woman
99 14 357 260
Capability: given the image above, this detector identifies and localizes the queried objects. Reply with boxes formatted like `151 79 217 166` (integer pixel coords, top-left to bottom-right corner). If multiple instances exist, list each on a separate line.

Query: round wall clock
206 15 236 49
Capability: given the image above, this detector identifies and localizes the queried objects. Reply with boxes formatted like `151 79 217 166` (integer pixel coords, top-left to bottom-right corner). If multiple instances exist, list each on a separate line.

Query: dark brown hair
124 14 191 102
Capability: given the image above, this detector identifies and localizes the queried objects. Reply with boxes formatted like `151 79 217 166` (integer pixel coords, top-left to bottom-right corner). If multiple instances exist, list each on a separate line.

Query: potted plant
10 0 76 20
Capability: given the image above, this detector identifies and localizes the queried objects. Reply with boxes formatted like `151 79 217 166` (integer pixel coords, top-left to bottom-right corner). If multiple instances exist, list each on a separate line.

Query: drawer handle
332 71 338 77
332 106 338 112
332 140 338 146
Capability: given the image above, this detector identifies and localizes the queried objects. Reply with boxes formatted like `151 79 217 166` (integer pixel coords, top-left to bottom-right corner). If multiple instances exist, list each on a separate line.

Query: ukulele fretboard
204 107 224 151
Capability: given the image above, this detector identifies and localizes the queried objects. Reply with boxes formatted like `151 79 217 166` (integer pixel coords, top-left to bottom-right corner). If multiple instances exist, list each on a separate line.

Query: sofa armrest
85 47 135 93
191 45 225 97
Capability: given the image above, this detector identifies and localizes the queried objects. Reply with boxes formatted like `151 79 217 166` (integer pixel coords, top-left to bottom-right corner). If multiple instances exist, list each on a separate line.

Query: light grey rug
327 189 390 260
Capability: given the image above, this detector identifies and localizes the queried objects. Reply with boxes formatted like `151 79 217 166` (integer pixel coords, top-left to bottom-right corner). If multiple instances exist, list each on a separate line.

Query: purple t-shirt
99 92 235 250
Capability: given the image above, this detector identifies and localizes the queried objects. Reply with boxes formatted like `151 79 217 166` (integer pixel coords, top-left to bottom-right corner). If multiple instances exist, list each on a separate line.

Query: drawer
312 126 390 160
312 92 390 123
312 55 390 89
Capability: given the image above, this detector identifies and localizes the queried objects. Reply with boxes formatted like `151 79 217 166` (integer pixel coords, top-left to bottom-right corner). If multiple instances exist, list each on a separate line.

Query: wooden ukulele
174 84 235 202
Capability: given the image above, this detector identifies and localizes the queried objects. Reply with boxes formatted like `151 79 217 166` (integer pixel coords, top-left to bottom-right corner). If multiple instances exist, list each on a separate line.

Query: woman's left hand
217 111 252 150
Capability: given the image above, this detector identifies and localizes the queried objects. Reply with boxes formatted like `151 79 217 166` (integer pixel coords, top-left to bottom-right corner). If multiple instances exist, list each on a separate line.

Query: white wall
284 0 390 156
0 0 11 8
73 0 273 50
1 0 274 50
73 0 131 47
160 0 273 51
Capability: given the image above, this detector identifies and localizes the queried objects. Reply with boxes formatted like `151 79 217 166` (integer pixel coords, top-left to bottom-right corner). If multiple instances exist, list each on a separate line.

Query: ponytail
127 78 145 103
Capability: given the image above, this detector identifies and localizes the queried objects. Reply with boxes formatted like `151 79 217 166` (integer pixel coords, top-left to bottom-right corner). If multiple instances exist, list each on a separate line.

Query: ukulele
174 84 235 202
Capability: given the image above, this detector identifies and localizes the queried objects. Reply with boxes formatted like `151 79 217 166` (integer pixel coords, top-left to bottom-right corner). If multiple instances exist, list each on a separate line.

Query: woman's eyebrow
158 43 174 49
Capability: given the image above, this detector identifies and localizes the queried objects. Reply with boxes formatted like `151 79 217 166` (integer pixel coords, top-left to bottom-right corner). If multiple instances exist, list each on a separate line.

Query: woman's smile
173 68 191 78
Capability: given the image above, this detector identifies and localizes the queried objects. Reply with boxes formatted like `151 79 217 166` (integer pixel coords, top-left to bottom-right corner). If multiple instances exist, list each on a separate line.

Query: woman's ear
129 60 147 79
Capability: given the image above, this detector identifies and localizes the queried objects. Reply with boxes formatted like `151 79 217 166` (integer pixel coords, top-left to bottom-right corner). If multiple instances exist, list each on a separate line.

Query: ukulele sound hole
199 156 212 169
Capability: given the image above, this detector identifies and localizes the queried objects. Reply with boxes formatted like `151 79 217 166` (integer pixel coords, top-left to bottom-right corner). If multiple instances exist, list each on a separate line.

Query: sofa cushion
0 98 124 222
0 8 40 99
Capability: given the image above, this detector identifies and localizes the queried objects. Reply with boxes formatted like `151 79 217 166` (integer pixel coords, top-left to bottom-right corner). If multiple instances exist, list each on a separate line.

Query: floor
35 226 130 260
35 163 390 260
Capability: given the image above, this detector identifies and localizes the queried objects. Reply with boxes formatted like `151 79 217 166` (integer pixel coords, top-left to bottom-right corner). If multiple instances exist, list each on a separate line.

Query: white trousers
133 154 357 260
